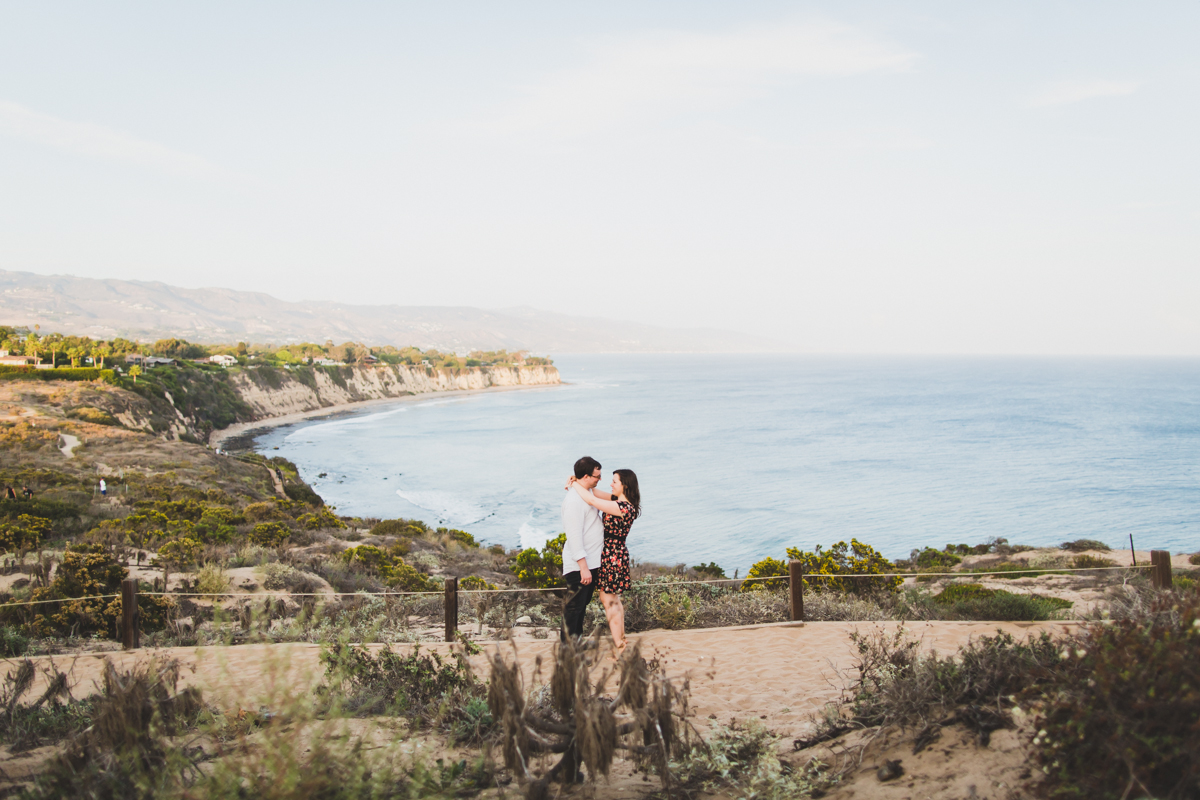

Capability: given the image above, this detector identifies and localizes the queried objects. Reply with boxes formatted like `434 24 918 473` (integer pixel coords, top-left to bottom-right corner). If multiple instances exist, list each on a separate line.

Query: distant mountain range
0 270 787 354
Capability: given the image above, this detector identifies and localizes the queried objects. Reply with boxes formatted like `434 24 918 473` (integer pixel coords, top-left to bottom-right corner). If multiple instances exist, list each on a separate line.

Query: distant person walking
560 456 604 641
3 487 14 501
99 478 107 497
21 486 33 500
568 468 641 659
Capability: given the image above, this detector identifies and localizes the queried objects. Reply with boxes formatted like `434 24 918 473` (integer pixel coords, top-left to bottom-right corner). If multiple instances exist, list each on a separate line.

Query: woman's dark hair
614 469 640 517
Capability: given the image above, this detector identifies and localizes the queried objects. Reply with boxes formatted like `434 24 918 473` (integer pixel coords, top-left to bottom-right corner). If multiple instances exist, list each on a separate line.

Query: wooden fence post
444 577 459 642
1150 550 1171 590
121 578 139 649
788 560 804 622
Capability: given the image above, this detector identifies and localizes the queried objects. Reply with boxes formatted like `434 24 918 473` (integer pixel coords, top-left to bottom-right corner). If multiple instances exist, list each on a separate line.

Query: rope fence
0 552 1177 649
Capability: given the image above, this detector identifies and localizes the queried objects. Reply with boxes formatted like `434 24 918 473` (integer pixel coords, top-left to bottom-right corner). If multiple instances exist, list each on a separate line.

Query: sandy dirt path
57 433 80 458
2 620 1079 740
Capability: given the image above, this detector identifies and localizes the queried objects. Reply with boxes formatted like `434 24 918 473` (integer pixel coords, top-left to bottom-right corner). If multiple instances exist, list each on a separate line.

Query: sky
0 2 1197 354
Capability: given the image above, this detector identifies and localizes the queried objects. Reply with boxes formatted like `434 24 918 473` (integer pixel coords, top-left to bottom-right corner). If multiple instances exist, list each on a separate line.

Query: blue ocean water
245 355 1200 573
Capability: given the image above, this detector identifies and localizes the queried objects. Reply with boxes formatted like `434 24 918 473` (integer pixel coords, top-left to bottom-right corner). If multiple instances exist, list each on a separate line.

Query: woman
567 469 640 658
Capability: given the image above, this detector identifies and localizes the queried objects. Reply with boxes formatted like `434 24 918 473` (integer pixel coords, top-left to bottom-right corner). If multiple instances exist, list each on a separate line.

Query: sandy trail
57 433 80 458
2 620 1078 739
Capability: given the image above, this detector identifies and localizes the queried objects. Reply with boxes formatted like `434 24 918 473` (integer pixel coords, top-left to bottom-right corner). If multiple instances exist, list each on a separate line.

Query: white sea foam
394 489 488 526
518 521 551 550
412 396 475 409
285 406 408 440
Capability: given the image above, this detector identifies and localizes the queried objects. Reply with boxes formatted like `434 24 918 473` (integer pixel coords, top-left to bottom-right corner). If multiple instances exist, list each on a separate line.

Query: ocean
241 354 1200 574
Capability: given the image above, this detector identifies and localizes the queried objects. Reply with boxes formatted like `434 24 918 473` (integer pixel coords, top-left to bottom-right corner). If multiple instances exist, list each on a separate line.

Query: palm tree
94 344 111 369
129 365 142 383
44 333 62 367
23 333 41 366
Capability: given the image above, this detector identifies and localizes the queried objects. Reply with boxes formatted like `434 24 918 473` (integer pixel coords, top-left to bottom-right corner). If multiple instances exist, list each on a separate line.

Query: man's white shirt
561 489 603 573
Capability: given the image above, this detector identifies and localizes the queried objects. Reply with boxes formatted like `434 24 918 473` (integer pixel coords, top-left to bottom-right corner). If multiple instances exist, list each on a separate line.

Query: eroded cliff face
225 363 560 421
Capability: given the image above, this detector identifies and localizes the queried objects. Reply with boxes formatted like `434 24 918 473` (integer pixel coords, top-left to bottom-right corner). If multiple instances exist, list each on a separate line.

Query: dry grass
488 632 693 799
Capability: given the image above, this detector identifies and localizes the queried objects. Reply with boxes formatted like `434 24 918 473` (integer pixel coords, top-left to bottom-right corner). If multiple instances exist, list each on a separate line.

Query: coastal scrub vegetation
797 588 1200 800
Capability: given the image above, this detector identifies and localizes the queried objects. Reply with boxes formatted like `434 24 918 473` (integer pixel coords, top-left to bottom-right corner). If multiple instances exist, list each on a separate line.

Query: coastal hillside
0 362 559 444
0 270 787 353
226 362 559 420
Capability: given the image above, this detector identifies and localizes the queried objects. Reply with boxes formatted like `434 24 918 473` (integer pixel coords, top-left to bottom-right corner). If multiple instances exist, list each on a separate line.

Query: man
561 455 605 640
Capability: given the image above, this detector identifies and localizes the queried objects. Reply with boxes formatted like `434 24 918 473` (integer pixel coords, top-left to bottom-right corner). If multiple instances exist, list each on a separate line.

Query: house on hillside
207 354 238 367
125 354 177 367
0 350 32 367
312 357 339 366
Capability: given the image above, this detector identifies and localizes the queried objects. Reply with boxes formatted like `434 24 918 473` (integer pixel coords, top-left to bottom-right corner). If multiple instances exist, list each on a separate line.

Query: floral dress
598 500 636 594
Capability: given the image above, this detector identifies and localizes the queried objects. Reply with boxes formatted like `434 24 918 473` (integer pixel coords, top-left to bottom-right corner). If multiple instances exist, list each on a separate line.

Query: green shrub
65 406 119 426
258 562 323 593
0 514 50 555
671 721 830 798
371 518 428 538
1035 593 1200 798
1072 554 1116 569
193 507 237 543
1060 538 1111 552
1190 553 1200 566
439 527 477 548
0 625 29 657
341 545 437 592
1 498 81 522
248 521 290 547
815 627 1063 744
21 660 201 799
740 557 789 592
342 544 391 573
297 507 345 530
156 537 202 568
145 499 206 521
933 583 994 604
243 501 281 522
0 687 96 751
8 543 171 638
0 366 113 382
933 583 1071 621
637 583 699 629
513 533 565 589
910 546 963 569
692 562 727 579
319 643 489 739
386 561 437 592
283 482 324 507
786 539 902 595
192 564 230 596
459 575 496 591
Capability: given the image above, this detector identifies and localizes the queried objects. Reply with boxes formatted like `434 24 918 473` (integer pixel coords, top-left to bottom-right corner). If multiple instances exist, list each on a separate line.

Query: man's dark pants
561 570 596 640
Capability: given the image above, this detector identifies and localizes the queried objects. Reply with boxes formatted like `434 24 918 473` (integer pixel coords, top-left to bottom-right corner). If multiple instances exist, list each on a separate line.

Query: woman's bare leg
611 594 626 652
598 591 626 653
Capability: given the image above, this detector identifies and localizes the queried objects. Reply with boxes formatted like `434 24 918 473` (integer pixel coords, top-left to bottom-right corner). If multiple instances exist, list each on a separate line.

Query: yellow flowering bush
785 539 902 595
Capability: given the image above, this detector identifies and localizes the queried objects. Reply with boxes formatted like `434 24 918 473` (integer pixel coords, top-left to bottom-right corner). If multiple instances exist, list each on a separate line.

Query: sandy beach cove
208 383 563 451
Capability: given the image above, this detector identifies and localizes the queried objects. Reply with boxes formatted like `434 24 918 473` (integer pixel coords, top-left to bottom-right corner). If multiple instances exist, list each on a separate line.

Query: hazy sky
1 3 1197 354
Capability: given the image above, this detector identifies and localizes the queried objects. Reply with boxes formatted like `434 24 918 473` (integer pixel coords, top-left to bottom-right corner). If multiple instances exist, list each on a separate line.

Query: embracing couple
560 455 641 658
